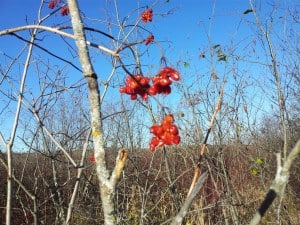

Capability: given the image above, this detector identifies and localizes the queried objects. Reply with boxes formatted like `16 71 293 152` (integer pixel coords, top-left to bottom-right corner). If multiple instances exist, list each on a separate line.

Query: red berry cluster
141 9 153 23
150 114 181 152
148 67 180 96
120 67 180 101
120 74 151 100
145 35 154 45
60 6 69 16
48 1 69 16
48 0 58 9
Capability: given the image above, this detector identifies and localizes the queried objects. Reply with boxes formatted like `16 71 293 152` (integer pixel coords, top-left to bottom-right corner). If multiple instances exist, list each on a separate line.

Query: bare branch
65 129 91 224
169 171 208 225
0 24 118 57
110 149 128 187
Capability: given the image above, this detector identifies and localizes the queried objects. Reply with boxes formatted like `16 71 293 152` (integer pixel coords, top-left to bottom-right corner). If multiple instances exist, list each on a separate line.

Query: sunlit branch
65 129 91 224
0 25 118 57
169 171 208 225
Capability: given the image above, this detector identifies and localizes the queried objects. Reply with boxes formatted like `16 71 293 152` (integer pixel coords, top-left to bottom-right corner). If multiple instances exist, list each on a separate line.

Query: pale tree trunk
67 1 127 224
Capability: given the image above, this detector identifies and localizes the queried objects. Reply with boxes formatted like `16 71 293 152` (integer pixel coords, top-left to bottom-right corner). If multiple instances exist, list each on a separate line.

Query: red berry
170 70 180 81
140 77 150 85
164 114 174 123
172 135 181 144
150 144 156 152
141 92 149 101
130 94 138 100
125 76 132 83
149 114 181 151
161 132 174 145
148 85 158 96
128 80 138 89
150 125 164 137
141 9 153 23
167 124 179 135
161 67 181 81
48 1 57 9
126 86 135 94
120 75 151 101
150 136 164 152
161 85 171 95
145 35 154 45
159 78 172 86
61 6 69 16
120 87 127 93
162 121 171 131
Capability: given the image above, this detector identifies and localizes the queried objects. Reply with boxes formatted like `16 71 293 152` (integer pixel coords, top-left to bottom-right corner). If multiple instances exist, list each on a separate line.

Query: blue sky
0 0 298 148
0 0 258 95
0 1 264 76
0 0 253 57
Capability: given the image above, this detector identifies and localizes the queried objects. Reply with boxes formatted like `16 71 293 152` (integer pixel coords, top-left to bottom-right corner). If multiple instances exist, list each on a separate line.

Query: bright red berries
163 114 175 123
141 9 153 23
48 1 58 9
149 67 180 95
149 67 180 96
48 1 69 16
119 74 151 101
60 6 69 16
161 67 180 81
119 68 181 151
149 114 181 152
145 35 154 45
120 67 180 101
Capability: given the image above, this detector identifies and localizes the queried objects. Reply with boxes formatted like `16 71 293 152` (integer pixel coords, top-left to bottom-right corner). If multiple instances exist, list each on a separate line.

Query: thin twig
187 80 225 197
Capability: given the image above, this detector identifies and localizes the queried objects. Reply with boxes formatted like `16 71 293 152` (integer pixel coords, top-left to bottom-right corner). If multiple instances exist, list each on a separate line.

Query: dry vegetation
1 135 300 224
0 0 299 224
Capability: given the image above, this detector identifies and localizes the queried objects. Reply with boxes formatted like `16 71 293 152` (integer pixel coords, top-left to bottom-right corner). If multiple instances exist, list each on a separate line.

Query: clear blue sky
0 0 257 95
0 0 297 148
0 0 255 60
0 0 293 70
0 0 269 76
